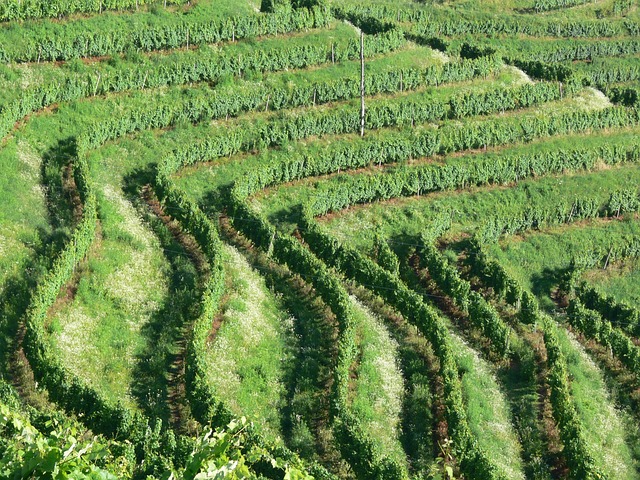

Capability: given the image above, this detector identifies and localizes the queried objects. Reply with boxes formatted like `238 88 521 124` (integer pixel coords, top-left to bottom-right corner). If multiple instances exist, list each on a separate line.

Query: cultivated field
1 0 640 478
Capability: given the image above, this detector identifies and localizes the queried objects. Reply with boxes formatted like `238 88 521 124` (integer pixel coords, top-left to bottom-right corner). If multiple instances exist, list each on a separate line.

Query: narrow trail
140 185 203 434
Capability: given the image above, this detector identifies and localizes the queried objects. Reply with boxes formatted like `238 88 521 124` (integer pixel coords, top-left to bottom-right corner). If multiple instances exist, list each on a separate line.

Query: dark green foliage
296 215 506 479
575 283 640 336
567 298 640 394
543 320 602 480
0 0 186 22
0 6 332 62
373 234 400 275
465 238 523 307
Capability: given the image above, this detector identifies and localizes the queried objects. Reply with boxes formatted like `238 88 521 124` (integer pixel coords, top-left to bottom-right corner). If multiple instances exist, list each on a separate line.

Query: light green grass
583 258 640 306
321 161 640 258
349 296 407 468
553 323 639 478
0 139 50 296
50 184 169 408
449 332 526 480
203 244 296 442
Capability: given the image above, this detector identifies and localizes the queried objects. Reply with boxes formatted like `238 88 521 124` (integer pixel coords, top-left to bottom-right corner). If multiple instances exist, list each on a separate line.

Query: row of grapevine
335 4 638 38
153 152 336 479
153 160 230 427
532 0 594 13
575 58 640 87
0 5 331 62
408 34 640 65
0 0 186 22
464 239 540 324
220 198 408 479
575 283 640 336
271 235 408 479
418 240 511 357
0 26 408 140
609 0 635 16
506 38 640 63
542 319 603 479
217 131 504 476
295 214 507 479
19 135 159 444
14 60 342 476
566 299 640 382
303 112 640 216
234 79 588 196
458 240 604 478
478 187 640 243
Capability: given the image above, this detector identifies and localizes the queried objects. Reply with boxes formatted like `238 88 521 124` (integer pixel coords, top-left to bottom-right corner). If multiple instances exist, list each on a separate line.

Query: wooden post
603 247 613 270
94 73 102 96
360 31 365 138
331 43 335 64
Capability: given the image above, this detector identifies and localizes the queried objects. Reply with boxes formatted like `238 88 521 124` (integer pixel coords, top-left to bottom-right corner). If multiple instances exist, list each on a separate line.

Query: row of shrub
21 136 127 435
575 58 640 87
190 106 503 475
336 4 635 38
460 240 603 478
221 195 409 479
532 0 593 13
19 132 210 478
0 25 408 140
609 0 634 16
153 151 336 479
566 299 640 382
153 158 230 428
178 67 635 480
302 112 640 216
478 186 640 243
506 38 640 64
464 238 529 315
10 56 320 475
17 95 332 480
292 213 507 479
418 240 511 357
542 319 602 479
0 5 331 62
233 80 591 196
575 283 640 336
0 0 185 22
429 36 640 65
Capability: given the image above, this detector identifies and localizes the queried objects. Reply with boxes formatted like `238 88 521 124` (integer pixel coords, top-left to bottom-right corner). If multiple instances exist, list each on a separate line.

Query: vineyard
1 0 640 478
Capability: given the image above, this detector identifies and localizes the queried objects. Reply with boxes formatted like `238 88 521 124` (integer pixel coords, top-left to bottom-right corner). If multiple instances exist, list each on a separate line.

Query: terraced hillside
1 0 640 478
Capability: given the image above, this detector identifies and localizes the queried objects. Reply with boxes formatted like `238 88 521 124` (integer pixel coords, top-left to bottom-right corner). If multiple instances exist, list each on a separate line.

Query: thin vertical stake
360 31 365 138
